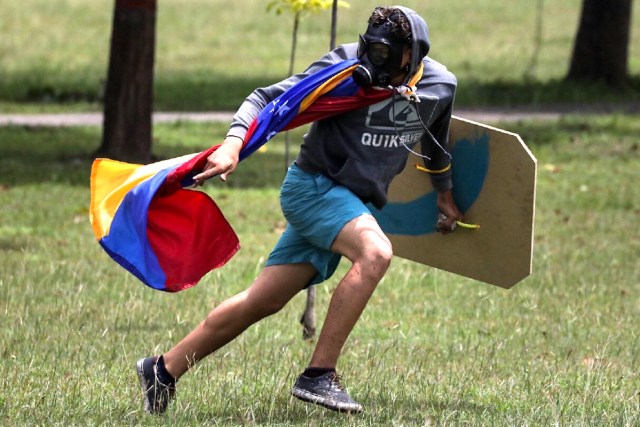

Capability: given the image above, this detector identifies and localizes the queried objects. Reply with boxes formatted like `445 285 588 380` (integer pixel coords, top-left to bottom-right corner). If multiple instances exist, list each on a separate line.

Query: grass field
1 116 639 425
1 0 639 112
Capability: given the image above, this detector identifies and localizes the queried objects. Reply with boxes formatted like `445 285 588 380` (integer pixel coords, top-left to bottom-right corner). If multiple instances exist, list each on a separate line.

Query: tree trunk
566 0 633 86
330 0 338 50
300 0 341 341
284 13 300 172
95 0 157 163
300 285 316 340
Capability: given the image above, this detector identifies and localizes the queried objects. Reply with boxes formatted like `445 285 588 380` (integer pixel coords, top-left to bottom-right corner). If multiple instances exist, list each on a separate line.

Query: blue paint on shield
370 133 490 235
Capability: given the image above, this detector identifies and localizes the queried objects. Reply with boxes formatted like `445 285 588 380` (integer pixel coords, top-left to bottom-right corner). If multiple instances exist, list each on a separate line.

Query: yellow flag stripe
89 153 197 239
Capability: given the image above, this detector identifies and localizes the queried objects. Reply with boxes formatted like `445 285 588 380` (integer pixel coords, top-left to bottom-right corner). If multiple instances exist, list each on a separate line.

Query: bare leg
308 214 392 369
163 263 316 379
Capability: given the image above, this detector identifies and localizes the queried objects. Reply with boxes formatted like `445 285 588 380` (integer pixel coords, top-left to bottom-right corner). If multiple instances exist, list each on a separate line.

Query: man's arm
192 136 244 186
195 46 355 186
226 46 354 142
420 84 455 193
420 82 462 233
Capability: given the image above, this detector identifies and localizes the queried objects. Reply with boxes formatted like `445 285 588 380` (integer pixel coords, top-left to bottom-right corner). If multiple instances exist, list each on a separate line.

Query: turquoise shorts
265 163 371 286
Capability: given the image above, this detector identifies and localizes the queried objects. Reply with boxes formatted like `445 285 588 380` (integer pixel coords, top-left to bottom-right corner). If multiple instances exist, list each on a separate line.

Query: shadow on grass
2 70 639 112
0 125 287 188
456 77 640 109
0 236 29 252
0 126 98 187
0 73 279 112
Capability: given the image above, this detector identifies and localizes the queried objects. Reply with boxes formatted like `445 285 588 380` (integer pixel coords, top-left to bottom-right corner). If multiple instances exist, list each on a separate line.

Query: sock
303 367 335 378
156 355 177 386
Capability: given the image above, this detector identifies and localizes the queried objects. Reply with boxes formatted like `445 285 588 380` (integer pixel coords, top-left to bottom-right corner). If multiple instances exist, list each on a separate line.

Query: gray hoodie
228 6 457 209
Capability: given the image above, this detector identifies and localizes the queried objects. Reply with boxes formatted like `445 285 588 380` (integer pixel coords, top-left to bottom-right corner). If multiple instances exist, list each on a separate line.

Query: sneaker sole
291 387 363 414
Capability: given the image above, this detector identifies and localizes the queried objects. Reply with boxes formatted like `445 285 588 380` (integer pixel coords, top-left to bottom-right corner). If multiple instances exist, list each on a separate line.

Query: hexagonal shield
371 116 537 288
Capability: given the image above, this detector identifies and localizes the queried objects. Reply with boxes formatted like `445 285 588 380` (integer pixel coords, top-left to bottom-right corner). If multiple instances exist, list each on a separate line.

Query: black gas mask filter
353 20 409 88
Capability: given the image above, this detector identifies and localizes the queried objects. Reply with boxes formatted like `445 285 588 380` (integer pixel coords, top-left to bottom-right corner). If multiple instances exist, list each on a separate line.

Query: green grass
1 0 639 112
1 116 639 425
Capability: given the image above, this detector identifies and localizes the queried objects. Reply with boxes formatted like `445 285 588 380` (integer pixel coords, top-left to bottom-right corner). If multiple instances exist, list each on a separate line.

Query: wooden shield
370 116 537 288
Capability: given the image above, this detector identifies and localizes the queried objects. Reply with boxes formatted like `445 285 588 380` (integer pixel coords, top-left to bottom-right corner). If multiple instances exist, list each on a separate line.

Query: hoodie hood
394 6 430 82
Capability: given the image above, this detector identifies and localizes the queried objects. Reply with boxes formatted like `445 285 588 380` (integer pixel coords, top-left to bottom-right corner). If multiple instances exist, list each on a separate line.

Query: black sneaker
136 356 176 414
291 371 363 414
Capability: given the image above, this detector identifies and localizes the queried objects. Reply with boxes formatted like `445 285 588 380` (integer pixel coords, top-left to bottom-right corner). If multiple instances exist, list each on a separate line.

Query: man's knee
334 215 392 262
351 243 393 286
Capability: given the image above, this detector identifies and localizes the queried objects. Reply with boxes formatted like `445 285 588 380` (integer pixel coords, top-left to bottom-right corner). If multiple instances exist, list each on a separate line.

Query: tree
267 0 350 340
267 0 350 171
94 0 157 163
566 0 633 86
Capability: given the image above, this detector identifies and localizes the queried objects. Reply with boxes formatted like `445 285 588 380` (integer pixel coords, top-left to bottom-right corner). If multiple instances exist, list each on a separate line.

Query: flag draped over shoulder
90 59 423 292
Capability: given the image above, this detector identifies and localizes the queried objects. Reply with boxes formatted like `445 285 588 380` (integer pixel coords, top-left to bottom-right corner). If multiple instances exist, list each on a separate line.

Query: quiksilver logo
361 132 422 148
365 100 423 131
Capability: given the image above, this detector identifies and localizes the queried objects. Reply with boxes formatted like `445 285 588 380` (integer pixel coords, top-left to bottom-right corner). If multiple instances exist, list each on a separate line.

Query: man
136 5 462 415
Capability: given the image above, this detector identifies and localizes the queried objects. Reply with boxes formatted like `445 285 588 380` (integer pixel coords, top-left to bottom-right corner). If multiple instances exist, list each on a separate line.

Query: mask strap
393 62 424 101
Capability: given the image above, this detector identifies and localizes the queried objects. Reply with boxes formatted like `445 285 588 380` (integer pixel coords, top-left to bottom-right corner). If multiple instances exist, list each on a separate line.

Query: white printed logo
365 99 422 131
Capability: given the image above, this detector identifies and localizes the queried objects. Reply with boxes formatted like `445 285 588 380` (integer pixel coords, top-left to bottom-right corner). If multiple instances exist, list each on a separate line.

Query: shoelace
329 373 346 391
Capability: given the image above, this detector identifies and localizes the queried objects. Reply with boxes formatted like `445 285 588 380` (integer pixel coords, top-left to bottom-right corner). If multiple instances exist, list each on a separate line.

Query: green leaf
266 0 350 17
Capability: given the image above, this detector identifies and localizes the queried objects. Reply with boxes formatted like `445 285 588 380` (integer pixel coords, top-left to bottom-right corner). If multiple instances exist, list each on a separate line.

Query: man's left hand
435 190 463 235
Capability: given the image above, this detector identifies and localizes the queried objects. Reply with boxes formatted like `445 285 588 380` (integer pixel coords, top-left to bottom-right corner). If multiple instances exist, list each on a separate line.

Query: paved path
0 103 637 127
0 112 235 127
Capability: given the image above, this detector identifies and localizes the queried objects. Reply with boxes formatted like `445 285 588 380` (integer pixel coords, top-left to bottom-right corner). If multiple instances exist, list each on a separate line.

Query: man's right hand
192 136 244 187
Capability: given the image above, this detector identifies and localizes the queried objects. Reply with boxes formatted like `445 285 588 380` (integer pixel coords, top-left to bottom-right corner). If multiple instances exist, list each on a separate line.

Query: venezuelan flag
90 59 423 292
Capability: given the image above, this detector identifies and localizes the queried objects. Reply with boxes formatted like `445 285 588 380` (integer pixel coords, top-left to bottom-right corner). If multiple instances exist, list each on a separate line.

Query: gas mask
353 20 409 88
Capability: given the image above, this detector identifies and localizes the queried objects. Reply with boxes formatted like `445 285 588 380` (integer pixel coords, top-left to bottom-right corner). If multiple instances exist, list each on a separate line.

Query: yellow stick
456 221 480 230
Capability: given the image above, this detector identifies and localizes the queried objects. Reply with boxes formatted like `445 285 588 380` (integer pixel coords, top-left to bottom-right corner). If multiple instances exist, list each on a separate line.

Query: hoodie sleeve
226 46 353 141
